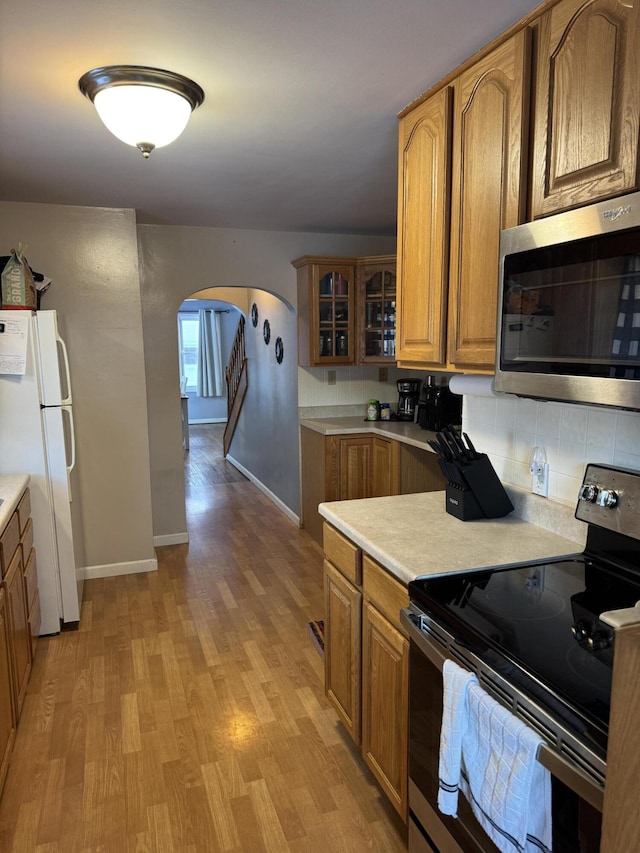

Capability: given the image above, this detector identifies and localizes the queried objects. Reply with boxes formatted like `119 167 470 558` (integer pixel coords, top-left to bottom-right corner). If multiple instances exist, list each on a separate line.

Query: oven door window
408 640 602 853
500 229 640 379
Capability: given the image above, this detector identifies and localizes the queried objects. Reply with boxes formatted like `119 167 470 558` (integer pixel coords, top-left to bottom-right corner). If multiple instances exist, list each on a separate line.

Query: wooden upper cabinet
396 87 453 367
531 0 640 218
294 257 357 367
448 29 531 370
356 256 397 363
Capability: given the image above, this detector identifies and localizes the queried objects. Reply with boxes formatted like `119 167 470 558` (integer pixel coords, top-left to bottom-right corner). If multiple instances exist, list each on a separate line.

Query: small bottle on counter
380 402 391 420
366 399 380 421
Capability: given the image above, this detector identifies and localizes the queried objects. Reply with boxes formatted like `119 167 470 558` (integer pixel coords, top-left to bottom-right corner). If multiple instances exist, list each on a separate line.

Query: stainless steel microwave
495 192 640 411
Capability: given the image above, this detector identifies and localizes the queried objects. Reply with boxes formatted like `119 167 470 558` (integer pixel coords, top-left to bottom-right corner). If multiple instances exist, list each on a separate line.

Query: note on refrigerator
0 311 30 375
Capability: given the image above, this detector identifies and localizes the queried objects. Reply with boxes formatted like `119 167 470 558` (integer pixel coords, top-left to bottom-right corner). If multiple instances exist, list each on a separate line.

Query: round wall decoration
275 337 284 364
251 303 258 327
263 319 271 345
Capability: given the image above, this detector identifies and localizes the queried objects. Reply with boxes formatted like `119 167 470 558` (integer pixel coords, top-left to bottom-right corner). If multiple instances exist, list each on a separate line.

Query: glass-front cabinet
294 254 396 367
358 256 396 363
294 257 356 365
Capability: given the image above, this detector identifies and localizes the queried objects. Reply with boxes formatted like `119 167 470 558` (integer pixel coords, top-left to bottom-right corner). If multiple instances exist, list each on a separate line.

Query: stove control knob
587 630 612 651
596 488 619 508
571 621 590 642
579 484 599 503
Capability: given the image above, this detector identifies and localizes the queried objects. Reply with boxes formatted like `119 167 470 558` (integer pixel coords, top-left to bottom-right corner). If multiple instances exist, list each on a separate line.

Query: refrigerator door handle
57 332 73 406
62 405 76 500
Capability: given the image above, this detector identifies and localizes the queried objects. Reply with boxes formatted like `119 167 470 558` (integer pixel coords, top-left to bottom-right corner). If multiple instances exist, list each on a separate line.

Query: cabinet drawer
16 489 31 536
20 517 33 564
0 514 20 578
362 555 409 636
24 548 38 614
323 523 362 586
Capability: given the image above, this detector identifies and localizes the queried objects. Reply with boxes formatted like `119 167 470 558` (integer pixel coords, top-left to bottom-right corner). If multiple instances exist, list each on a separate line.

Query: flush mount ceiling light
78 65 204 159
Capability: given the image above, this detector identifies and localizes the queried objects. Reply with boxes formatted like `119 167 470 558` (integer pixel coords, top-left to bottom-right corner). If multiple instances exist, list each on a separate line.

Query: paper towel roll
449 374 502 398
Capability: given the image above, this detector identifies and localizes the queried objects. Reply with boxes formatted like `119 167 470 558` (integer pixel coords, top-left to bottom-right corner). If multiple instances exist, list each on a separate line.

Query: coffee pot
396 378 422 421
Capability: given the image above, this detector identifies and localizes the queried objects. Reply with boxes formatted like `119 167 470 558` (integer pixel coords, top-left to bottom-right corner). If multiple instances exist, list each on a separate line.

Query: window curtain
197 309 224 397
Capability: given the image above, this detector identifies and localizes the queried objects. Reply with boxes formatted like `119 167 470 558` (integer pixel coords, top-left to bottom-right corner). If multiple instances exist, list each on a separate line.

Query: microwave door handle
57 331 73 406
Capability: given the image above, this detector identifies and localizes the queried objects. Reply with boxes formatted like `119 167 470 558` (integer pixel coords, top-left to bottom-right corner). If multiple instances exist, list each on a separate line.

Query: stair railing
223 315 248 456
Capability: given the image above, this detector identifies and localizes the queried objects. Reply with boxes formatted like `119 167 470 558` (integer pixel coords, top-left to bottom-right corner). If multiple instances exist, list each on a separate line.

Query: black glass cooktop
409 557 640 758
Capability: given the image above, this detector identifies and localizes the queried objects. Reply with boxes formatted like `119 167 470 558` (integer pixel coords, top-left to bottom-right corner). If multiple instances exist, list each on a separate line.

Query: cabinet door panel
340 437 374 500
371 437 399 498
357 257 397 363
4 551 31 718
362 601 408 820
396 87 453 366
0 590 16 797
324 560 361 744
532 0 640 217
448 29 530 369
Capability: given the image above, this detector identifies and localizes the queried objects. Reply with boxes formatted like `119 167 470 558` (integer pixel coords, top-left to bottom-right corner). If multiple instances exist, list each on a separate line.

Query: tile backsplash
463 391 640 507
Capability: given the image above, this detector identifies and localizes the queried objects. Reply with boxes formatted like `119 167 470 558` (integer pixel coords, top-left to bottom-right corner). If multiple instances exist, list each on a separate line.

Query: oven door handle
401 607 449 672
400 607 604 813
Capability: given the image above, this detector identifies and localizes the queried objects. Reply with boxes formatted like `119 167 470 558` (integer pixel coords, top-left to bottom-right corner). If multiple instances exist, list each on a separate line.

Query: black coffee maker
416 376 462 431
396 378 422 421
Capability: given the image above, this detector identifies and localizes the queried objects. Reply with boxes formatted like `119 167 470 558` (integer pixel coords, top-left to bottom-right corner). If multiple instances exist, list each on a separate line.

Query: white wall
228 289 301 517
137 223 395 540
0 200 155 575
463 393 640 506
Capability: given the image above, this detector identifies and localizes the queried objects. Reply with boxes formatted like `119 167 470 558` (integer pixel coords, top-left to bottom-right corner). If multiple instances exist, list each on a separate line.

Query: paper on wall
0 311 29 374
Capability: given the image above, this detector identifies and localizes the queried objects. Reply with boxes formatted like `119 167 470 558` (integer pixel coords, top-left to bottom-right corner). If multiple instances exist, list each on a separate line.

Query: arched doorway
175 285 300 537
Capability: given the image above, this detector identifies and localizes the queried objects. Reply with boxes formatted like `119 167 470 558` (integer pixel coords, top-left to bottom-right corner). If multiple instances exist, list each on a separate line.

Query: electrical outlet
327 370 336 386
529 446 549 497
378 367 388 382
532 463 549 497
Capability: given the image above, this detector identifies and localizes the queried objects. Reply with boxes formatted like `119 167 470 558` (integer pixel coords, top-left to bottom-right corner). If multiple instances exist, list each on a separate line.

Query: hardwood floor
0 425 408 851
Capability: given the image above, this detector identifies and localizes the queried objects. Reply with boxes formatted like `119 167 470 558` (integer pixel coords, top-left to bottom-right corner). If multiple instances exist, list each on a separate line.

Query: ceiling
0 0 542 236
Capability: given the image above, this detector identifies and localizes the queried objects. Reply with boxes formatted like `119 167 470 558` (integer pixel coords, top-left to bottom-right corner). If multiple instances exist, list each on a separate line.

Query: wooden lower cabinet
0 589 16 797
4 549 31 719
301 426 445 546
362 601 409 819
0 486 40 799
323 522 409 821
339 435 399 501
324 559 362 743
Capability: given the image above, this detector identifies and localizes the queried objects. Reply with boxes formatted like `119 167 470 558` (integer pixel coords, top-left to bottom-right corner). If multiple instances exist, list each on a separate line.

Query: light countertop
0 474 30 532
318 490 584 586
300 416 437 452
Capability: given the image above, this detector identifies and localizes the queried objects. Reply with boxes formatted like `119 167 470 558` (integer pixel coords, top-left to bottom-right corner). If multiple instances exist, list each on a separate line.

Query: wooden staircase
223 315 248 456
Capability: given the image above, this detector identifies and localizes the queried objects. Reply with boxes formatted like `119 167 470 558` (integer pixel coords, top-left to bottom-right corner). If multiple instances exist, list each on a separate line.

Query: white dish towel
438 659 552 853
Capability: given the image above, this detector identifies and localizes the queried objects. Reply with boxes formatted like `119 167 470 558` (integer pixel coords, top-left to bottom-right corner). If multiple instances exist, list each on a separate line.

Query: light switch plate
378 367 388 382
327 370 336 386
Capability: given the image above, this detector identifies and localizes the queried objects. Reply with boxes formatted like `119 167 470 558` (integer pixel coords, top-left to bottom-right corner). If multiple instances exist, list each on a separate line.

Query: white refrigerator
0 309 85 635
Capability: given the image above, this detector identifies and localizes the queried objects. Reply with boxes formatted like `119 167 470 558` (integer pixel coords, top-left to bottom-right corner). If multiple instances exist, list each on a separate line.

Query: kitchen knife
463 432 479 459
440 428 466 463
435 432 455 461
427 439 444 457
445 425 472 462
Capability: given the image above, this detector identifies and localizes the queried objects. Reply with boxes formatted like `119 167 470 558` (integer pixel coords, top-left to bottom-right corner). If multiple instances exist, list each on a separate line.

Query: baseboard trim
83 557 158 580
188 417 227 425
153 532 190 547
226 454 301 527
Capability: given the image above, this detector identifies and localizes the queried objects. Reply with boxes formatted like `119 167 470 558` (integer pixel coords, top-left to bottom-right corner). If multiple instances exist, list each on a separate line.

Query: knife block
445 484 485 521
444 454 514 520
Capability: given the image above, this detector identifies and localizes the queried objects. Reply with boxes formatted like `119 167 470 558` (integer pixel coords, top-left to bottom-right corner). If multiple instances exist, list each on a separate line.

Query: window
178 312 199 390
